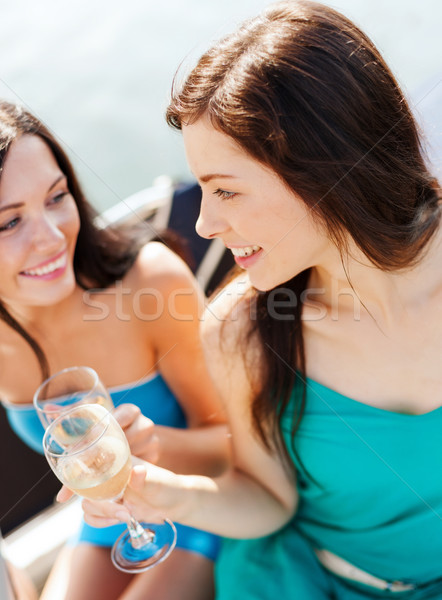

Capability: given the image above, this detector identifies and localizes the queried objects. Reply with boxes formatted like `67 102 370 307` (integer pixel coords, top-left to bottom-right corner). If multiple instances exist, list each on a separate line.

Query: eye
48 191 69 206
213 188 237 200
0 216 21 232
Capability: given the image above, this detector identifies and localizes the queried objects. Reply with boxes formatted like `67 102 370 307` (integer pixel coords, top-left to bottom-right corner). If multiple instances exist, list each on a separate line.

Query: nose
31 213 65 253
195 195 228 240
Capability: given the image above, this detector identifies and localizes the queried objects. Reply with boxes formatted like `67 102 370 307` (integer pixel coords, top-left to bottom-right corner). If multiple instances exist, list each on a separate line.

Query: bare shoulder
123 241 205 328
126 242 199 294
0 320 42 402
202 273 254 346
201 274 260 397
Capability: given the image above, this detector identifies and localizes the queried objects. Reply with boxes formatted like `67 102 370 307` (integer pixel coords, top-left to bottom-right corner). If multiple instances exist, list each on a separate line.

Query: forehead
2 134 57 171
182 117 266 181
183 117 240 152
0 135 61 197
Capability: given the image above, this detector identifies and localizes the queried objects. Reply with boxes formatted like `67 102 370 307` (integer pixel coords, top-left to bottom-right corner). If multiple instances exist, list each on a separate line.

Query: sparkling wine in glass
34 366 113 428
43 403 177 572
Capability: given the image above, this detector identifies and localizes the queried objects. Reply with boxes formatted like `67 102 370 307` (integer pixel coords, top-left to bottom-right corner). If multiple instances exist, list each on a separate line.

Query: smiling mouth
21 253 67 277
230 245 262 258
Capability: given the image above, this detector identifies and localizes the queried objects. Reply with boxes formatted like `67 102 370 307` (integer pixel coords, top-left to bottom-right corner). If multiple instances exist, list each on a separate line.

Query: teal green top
215 376 442 598
286 377 442 583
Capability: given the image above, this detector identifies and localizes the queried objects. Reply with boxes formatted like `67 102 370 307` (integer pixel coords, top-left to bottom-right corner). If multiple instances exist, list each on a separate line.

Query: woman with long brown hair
0 100 229 600
79 1 442 597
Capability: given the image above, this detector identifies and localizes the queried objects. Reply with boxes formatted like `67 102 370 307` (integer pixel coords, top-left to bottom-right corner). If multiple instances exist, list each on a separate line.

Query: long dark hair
166 0 441 460
0 101 147 380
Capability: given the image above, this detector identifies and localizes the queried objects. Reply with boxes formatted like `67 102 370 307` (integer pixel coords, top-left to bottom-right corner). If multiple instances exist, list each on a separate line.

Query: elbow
201 427 233 477
211 444 233 477
260 477 299 535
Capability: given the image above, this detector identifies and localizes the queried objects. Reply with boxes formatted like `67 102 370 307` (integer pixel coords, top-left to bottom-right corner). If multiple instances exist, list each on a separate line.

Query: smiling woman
0 100 230 600
0 135 80 307
182 116 329 292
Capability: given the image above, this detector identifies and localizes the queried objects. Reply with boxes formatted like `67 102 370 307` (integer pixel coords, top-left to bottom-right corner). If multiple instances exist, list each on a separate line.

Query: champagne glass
43 403 177 572
34 366 114 428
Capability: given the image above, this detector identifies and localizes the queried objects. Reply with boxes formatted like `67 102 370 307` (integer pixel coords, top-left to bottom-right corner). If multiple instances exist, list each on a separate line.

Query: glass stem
127 517 155 550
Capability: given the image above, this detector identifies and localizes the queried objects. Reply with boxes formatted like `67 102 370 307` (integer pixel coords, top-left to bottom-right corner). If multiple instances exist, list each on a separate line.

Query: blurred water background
0 0 441 212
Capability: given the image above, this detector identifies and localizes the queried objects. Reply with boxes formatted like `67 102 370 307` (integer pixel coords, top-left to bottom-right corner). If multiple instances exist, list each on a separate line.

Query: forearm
114 405 230 476
125 462 297 539
181 471 295 538
148 424 232 477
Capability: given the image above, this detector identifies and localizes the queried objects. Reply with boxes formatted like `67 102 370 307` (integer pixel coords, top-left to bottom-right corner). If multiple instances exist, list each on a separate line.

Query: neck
3 285 85 337
309 227 442 325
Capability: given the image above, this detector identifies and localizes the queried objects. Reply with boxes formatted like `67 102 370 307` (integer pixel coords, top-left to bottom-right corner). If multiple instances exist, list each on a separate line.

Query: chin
249 271 295 293
30 278 77 307
248 276 279 293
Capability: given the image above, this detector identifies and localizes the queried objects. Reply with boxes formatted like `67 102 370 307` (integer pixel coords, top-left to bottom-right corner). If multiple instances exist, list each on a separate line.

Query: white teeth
23 255 66 276
230 245 261 258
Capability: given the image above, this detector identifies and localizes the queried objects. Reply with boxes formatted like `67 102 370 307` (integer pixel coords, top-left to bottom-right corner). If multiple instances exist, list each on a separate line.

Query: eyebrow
0 202 23 213
0 174 67 213
47 174 66 191
199 173 237 184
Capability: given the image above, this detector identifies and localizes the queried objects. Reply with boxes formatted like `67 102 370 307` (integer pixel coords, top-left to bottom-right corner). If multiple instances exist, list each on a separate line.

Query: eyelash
50 191 68 205
0 192 69 233
0 217 20 232
213 188 237 200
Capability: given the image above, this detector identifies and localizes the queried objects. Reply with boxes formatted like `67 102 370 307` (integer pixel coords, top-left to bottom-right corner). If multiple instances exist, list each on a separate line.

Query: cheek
60 204 81 240
0 234 31 276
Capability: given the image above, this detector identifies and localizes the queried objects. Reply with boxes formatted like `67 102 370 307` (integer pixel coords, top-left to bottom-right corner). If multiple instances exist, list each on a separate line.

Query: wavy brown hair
0 101 147 381
166 1 441 461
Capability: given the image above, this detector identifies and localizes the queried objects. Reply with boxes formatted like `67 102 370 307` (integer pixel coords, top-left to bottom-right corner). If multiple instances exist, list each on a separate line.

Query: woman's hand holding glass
112 404 160 464
80 460 189 532
34 365 161 464
38 368 177 573
44 404 131 501
57 406 160 504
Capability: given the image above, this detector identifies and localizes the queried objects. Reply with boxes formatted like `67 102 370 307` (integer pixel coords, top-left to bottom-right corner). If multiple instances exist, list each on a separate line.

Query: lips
230 245 262 258
229 245 264 270
21 251 67 277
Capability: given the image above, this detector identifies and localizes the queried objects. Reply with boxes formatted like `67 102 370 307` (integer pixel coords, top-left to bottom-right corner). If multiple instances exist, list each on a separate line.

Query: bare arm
114 242 231 476
116 403 229 477
81 276 298 538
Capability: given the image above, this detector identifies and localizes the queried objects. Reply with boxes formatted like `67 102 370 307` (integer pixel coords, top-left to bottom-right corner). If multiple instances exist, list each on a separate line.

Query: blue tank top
3 372 186 454
3 373 220 561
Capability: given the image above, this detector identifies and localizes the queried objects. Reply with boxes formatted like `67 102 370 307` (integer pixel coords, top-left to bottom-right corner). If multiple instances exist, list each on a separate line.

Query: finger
83 513 121 528
118 410 155 444
81 498 122 520
128 465 148 492
129 434 160 463
115 509 132 525
81 499 130 528
80 500 122 527
113 404 141 428
125 415 155 438
56 486 74 503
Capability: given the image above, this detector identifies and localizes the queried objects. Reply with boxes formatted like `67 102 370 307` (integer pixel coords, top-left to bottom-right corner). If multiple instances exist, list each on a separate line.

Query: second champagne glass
34 366 113 429
43 403 177 572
